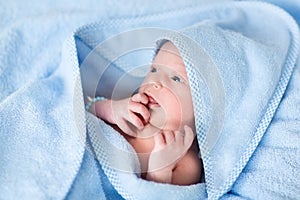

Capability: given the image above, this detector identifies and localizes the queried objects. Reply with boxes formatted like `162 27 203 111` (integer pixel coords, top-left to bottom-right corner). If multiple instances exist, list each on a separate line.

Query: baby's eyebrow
150 63 188 80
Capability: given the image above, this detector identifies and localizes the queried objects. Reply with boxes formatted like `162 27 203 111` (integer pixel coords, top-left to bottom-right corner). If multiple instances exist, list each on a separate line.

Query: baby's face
139 41 194 131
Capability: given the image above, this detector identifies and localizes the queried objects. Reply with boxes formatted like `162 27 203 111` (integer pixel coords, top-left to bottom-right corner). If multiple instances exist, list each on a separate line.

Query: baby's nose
152 81 162 89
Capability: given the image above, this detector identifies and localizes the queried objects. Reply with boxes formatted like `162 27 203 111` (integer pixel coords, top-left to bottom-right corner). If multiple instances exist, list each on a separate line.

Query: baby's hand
111 93 150 136
147 126 194 178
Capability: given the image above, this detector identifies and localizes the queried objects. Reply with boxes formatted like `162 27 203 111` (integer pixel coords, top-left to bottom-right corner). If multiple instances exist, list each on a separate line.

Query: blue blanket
0 1 300 199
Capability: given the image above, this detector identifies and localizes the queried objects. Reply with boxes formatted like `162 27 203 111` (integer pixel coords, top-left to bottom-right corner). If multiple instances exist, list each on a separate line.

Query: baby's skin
93 41 202 185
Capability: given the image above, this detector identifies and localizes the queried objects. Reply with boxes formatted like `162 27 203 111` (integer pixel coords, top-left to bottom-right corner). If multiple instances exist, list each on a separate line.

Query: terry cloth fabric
77 1 300 200
1 1 300 199
0 1 215 199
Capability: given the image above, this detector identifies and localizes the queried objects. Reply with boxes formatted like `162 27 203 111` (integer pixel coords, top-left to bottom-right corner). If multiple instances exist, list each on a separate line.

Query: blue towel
1 1 300 200
0 1 211 199
76 1 300 199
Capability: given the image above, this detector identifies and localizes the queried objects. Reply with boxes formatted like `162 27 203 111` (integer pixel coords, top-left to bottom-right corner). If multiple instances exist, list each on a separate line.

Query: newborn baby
89 41 203 185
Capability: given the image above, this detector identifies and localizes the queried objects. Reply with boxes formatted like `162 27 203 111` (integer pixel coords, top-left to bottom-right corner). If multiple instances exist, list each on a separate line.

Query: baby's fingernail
142 99 148 105
138 124 144 130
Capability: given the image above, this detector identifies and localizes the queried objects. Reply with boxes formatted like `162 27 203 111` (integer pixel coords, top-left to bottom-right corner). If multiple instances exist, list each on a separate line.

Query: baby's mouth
147 94 160 109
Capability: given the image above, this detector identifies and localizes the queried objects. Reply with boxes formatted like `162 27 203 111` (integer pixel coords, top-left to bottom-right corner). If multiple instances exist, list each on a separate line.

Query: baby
88 41 202 185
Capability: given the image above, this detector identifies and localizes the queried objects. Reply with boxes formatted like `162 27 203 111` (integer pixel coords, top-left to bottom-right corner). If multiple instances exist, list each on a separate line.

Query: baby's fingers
129 101 150 123
162 130 175 144
174 126 194 147
128 111 144 130
131 93 148 105
153 132 165 151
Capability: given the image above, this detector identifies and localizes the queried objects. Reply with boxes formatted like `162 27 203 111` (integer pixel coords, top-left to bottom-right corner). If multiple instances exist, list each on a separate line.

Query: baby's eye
150 68 157 73
171 76 182 82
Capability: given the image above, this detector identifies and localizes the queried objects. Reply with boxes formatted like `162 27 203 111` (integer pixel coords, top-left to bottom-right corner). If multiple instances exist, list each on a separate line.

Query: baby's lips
145 93 160 108
148 95 157 104
144 104 151 124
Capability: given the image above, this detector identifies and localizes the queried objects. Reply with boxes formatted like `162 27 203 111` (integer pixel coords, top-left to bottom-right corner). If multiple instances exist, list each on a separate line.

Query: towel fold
77 1 300 199
1 1 299 199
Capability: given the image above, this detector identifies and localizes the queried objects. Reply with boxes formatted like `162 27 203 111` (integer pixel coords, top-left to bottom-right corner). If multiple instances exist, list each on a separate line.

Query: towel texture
0 1 215 199
77 1 300 200
1 1 300 200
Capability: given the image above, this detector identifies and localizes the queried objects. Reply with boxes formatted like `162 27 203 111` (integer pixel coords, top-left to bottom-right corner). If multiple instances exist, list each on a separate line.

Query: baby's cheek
165 101 183 124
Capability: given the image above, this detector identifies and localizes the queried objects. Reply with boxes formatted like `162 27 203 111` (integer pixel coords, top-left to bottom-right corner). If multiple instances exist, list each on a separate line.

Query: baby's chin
148 109 166 129
146 108 183 131
149 118 182 132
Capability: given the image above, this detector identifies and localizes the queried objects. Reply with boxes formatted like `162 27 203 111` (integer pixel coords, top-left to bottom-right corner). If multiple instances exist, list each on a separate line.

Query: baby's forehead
153 41 188 78
157 41 182 59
